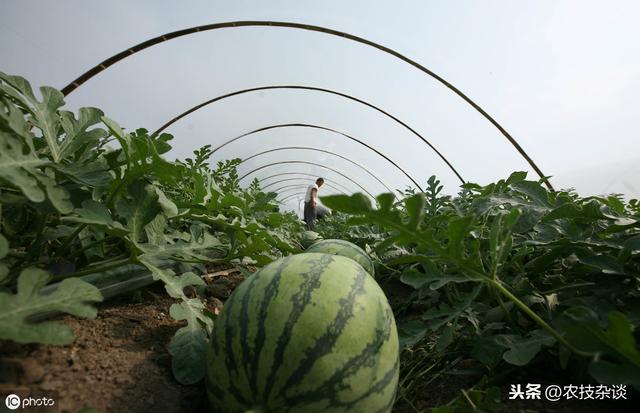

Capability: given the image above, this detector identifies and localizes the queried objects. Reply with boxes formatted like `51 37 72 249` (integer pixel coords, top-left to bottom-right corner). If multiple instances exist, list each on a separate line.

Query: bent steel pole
211 123 421 191
239 160 376 200
280 191 340 204
262 179 345 194
60 20 552 190
152 85 464 185
255 169 363 195
240 146 395 194
276 188 340 202
259 172 354 193
279 193 307 205
271 184 342 195
275 186 341 198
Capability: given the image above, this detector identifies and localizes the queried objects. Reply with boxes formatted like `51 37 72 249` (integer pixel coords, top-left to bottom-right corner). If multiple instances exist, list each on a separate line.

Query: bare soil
0 267 246 413
1 290 207 413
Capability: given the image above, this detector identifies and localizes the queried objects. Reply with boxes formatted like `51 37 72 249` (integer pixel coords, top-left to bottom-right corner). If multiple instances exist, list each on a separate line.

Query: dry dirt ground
0 269 245 413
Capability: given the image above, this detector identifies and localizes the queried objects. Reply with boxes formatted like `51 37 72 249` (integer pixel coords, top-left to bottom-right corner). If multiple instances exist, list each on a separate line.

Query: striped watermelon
206 253 399 413
300 230 322 249
305 239 375 277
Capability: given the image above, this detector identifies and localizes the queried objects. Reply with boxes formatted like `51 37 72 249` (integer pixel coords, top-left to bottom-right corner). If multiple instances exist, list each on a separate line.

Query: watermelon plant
206 253 399 412
320 174 640 407
0 71 304 384
2 70 638 411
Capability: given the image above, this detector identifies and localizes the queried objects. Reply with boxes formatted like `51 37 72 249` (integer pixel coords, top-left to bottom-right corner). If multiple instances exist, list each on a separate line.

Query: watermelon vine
0 71 304 384
1 71 638 411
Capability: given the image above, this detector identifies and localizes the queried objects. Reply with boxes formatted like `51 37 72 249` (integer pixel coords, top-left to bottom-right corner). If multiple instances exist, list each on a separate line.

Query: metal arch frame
259 172 354 193
239 160 376 199
280 190 340 204
152 85 464 185
240 146 395 194
278 192 304 204
271 184 341 195
262 179 345 194
210 123 421 191
60 20 553 190
279 192 312 204
273 185 341 198
260 172 322 183
277 188 333 203
258 170 362 195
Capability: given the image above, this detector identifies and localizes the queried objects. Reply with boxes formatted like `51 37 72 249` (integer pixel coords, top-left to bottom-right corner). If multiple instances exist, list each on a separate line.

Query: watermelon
206 253 399 413
300 230 322 249
305 239 375 277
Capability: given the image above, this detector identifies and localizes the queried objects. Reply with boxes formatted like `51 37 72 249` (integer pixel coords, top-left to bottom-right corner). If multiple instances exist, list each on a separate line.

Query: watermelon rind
305 239 375 277
300 231 322 249
206 253 398 413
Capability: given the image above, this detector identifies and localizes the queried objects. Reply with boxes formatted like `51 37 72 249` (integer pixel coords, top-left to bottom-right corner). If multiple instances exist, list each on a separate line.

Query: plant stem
23 213 48 261
492 287 519 331
460 389 477 410
10 213 48 272
51 257 132 282
68 237 111 259
488 278 594 358
58 224 86 255
84 254 129 268
359 207 597 359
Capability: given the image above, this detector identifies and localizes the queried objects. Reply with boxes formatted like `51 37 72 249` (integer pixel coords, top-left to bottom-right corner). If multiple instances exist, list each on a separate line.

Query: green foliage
3 70 639 403
0 73 303 384
322 173 640 398
0 268 102 345
168 300 210 385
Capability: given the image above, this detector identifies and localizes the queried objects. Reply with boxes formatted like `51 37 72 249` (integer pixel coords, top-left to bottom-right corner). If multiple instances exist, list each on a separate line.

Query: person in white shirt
304 177 324 229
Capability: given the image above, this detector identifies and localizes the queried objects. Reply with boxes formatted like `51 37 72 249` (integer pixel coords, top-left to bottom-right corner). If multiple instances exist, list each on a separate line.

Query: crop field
0 71 639 413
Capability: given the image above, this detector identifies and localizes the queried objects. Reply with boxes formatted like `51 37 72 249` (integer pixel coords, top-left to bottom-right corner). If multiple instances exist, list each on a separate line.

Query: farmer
304 177 324 230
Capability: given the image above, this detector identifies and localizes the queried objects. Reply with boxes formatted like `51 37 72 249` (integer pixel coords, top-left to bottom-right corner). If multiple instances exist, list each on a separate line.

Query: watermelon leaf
321 193 372 214
501 330 555 366
398 319 428 349
168 301 209 384
399 268 430 289
0 268 103 345
0 130 72 213
404 193 425 229
589 359 640 390
0 72 65 162
62 200 127 235
58 107 108 160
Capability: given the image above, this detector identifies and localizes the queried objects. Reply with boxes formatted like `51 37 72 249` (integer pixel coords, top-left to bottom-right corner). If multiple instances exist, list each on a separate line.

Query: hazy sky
2 0 639 208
